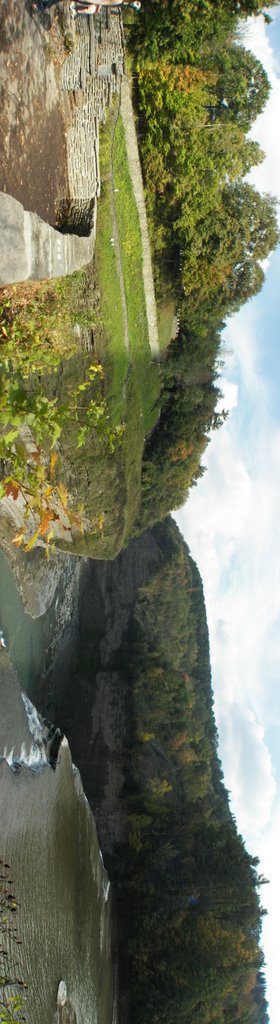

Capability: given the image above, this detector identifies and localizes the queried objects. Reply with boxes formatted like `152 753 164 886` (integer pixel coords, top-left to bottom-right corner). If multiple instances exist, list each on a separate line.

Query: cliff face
0 648 32 756
42 529 162 859
0 525 162 845
0 535 80 620
0 523 164 864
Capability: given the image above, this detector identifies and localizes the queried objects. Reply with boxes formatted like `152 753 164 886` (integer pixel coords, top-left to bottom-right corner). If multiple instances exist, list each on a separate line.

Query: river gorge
0 529 162 1024
0 549 115 1024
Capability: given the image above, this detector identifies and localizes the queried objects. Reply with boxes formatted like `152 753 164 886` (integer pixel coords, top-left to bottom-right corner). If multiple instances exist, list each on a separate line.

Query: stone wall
59 11 123 232
0 10 124 286
0 190 95 285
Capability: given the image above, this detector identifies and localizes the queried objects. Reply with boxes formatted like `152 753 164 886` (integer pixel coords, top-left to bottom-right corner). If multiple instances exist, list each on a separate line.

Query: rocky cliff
40 528 162 861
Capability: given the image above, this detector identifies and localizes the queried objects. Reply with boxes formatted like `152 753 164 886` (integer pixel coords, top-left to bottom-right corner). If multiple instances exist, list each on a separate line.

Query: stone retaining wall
59 10 123 232
0 10 124 286
0 191 94 285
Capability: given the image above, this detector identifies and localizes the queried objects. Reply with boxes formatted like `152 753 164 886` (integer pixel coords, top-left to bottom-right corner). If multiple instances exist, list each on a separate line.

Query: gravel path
110 94 130 354
120 76 160 358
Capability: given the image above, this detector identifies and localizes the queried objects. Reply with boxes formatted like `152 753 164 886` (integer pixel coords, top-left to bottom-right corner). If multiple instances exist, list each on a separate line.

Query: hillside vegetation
123 0 279 527
128 0 278 326
115 518 268 1024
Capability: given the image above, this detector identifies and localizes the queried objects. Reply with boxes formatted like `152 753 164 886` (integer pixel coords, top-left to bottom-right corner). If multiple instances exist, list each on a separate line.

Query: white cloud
217 380 238 411
176 15 280 1022
218 703 276 841
242 14 280 206
176 377 280 706
175 366 280 1021
174 263 280 1017
242 12 280 76
224 303 267 399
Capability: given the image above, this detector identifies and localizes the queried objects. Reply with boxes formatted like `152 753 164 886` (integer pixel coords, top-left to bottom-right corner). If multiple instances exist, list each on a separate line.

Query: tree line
113 518 269 1024
124 0 279 529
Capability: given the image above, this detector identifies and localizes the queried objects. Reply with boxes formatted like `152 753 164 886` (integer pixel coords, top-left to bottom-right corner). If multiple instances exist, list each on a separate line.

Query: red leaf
4 480 21 501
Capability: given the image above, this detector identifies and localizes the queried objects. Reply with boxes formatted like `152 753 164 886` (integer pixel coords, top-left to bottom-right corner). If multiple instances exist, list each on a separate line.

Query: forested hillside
124 0 279 528
116 518 268 1024
138 321 225 526
128 0 278 324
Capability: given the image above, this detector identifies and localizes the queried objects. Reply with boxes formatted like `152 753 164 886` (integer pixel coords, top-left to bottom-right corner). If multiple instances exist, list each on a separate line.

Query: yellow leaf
56 482 68 510
70 512 84 534
24 530 40 552
38 510 54 537
11 530 24 548
49 451 58 477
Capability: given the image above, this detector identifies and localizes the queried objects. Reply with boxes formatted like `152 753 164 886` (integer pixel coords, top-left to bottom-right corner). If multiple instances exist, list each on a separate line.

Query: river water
0 551 114 1024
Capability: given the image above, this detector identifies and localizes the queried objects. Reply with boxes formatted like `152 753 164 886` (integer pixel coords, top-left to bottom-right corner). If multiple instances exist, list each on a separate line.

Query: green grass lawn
94 105 162 544
157 296 177 351
112 116 160 435
94 111 129 426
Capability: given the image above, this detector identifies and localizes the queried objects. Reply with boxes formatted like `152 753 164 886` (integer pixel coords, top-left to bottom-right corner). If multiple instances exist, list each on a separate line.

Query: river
0 551 114 1024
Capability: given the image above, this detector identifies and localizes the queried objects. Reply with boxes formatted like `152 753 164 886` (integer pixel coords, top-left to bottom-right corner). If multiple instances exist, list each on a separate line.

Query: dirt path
108 74 160 362
110 94 130 354
120 76 160 358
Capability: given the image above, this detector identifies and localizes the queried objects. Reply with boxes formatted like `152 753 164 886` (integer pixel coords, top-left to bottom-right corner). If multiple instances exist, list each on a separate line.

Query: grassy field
94 108 129 426
112 116 160 435
157 296 177 351
94 104 162 545
96 108 161 427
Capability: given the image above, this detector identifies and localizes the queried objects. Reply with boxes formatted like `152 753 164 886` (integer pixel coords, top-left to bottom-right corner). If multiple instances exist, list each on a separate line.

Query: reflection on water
0 553 114 1024
0 550 79 700
0 747 113 1024
0 550 55 695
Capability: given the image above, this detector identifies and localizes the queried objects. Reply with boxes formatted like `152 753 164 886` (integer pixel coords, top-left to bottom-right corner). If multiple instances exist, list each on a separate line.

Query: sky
174 8 280 1023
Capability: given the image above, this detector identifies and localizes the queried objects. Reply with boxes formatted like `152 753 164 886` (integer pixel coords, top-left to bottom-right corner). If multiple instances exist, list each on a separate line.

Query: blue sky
175 8 280 1023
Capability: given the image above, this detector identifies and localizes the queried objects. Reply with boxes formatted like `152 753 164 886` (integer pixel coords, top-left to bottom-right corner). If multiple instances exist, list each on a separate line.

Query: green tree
114 519 269 1024
205 44 271 131
181 182 279 316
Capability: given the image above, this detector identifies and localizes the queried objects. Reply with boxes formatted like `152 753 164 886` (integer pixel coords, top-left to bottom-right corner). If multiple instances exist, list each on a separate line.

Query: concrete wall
0 191 96 286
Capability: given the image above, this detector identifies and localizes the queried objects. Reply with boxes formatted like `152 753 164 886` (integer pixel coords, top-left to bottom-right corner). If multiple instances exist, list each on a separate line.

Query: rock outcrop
40 528 162 859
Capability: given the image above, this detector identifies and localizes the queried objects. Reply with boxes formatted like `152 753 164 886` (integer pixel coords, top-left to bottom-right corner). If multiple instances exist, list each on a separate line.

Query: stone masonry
60 10 124 239
0 9 124 286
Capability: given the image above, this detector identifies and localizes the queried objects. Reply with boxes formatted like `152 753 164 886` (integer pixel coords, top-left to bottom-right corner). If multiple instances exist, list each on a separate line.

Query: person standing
38 0 141 13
